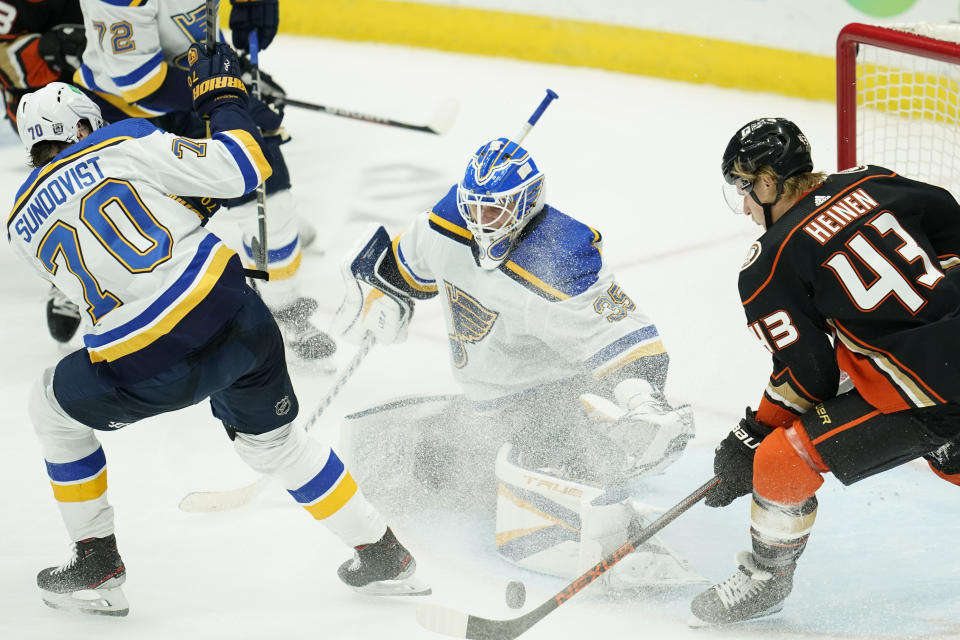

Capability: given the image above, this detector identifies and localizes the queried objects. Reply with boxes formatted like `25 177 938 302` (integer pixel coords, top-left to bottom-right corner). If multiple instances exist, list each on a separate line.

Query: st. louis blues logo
445 282 499 368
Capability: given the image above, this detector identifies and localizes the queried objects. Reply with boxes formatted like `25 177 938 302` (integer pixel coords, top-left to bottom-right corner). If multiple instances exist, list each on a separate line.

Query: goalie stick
178 333 377 513
279 96 458 135
415 475 720 640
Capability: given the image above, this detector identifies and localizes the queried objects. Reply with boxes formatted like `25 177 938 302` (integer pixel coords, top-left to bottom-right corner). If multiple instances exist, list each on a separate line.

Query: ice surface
1 35 957 640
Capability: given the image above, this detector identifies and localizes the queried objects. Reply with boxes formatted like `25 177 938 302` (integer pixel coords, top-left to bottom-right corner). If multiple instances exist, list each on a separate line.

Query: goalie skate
37 535 129 617
338 528 431 597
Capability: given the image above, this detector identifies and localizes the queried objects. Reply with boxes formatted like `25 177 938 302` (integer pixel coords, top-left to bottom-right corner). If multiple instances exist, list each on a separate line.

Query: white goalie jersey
75 0 209 114
7 117 270 369
390 185 667 403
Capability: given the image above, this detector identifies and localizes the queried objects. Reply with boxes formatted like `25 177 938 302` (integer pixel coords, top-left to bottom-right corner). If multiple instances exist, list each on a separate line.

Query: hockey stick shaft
248 31 269 273
178 333 377 513
204 0 217 53
279 97 456 135
514 89 558 145
416 475 720 640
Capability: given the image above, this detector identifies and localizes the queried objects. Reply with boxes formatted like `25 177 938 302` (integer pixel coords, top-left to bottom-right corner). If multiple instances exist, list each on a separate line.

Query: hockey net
837 23 960 200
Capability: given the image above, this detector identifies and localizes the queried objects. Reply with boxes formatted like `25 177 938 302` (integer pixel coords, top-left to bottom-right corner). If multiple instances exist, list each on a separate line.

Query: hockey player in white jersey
46 0 333 362
8 43 425 617
333 135 701 589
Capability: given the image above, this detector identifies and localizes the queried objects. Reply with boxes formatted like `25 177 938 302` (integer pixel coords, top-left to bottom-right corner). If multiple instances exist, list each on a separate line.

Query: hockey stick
416 475 720 640
178 333 377 513
248 31 269 274
278 96 458 136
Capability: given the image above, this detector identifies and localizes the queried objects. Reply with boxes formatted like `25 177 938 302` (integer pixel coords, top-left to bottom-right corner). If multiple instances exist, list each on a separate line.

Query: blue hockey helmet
456 137 546 269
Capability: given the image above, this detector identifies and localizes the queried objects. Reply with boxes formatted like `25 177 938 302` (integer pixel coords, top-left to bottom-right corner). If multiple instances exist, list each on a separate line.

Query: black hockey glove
230 0 279 51
704 407 773 508
925 439 960 476
187 43 248 118
38 24 86 75
246 95 283 133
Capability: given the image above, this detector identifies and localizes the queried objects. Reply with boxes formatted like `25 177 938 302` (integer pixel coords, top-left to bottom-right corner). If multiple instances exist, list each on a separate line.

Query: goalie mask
17 82 104 153
457 138 546 269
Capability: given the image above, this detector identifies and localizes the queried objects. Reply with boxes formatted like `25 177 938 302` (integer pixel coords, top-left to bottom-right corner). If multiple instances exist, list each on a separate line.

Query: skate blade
686 604 783 628
349 575 432 597
41 586 129 617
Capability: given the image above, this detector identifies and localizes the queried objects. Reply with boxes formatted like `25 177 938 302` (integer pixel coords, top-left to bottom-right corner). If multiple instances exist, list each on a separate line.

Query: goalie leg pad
494 444 706 587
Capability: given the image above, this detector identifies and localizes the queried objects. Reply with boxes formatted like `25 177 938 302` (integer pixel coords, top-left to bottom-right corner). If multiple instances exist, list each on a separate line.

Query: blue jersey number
37 222 122 323
37 180 173 323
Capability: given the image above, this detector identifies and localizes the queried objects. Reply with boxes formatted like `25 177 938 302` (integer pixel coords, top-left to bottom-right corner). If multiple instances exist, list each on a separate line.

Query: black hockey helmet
721 118 813 187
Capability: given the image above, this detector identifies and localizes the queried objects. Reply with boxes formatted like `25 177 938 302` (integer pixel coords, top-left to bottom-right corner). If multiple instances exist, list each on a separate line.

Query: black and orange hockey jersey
739 165 960 428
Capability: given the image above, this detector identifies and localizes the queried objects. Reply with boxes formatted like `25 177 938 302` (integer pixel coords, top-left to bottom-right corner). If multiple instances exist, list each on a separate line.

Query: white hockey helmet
16 82 104 153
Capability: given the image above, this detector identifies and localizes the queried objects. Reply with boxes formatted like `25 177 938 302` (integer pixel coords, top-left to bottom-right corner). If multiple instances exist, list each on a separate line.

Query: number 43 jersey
6 117 270 377
740 165 960 428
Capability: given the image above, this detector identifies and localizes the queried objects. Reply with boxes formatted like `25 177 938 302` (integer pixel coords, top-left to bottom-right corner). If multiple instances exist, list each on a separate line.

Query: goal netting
837 22 960 201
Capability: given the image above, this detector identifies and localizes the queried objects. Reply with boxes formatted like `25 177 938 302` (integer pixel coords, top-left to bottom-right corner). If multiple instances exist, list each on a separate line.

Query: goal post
837 22 960 200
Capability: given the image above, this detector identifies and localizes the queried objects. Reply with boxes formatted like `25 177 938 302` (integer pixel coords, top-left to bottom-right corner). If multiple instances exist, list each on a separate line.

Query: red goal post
837 22 960 199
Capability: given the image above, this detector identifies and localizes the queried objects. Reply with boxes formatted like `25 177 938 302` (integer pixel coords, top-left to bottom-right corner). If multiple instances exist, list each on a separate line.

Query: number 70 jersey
6 118 270 365
740 165 960 427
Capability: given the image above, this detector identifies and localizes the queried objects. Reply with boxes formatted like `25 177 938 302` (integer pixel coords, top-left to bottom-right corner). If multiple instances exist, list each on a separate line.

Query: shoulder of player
499 206 604 302
738 165 901 303
425 184 473 245
11 118 158 216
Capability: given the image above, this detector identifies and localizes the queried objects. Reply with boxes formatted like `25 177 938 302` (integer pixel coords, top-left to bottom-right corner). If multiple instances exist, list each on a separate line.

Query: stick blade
428 97 459 135
416 603 470 638
177 476 269 513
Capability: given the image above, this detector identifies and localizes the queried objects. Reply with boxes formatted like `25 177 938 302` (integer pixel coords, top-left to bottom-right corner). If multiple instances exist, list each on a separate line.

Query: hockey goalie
332 137 703 590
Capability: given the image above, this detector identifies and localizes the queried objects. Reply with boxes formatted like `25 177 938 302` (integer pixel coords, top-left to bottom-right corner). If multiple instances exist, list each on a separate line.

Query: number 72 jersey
739 165 960 427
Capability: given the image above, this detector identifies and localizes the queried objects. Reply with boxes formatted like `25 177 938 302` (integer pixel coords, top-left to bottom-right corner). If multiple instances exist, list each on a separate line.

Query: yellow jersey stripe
224 129 273 183
88 245 236 362
429 212 472 240
392 233 438 293
503 260 570 301
119 61 168 103
593 339 666 379
303 473 359 519
50 470 108 503
264 249 302 281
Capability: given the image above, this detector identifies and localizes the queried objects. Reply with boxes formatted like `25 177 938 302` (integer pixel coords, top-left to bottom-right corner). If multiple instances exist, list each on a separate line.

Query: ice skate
689 550 794 626
338 528 431 596
271 297 337 363
46 284 81 343
37 534 129 617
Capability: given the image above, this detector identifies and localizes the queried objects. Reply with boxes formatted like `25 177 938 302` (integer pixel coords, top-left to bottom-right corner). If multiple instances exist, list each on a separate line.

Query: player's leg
211 293 427 594
691 391 958 625
227 135 334 362
28 367 127 616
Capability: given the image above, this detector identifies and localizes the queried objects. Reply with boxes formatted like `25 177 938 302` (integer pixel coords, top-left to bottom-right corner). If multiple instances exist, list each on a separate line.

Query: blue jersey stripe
83 234 219 348
213 132 258 193
243 235 298 262
396 241 434 286
288 451 346 504
586 326 661 369
112 51 164 87
78 64 105 93
45 447 106 483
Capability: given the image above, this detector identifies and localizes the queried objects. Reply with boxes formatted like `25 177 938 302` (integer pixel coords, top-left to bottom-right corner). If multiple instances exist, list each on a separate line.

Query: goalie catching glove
579 378 695 479
332 226 415 345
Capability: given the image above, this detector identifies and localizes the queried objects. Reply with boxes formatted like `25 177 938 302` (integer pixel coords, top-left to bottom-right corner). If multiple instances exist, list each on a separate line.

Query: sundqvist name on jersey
12 156 105 243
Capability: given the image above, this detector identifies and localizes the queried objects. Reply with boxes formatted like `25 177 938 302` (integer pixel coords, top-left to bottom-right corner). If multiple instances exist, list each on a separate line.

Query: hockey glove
230 0 279 51
332 226 415 346
925 439 960 480
579 378 695 479
246 95 284 133
38 24 86 75
187 43 248 118
704 407 773 508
